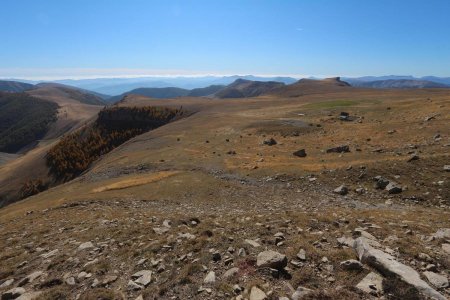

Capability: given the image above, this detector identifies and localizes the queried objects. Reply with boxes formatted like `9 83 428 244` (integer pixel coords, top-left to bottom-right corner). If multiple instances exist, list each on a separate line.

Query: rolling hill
0 80 34 92
214 79 285 98
108 85 226 103
268 77 351 97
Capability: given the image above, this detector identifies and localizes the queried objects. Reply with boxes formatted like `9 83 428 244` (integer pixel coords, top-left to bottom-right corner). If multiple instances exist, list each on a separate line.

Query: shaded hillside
47 106 185 181
109 87 189 103
215 79 285 98
0 80 34 92
187 85 225 97
109 85 226 103
348 79 449 89
36 83 107 105
270 77 351 97
0 92 58 153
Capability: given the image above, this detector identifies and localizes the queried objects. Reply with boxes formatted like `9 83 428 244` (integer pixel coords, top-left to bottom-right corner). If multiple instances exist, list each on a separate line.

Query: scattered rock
101 275 118 286
40 249 59 259
441 243 450 255
423 271 448 289
385 182 402 194
256 250 287 270
2 287 25 300
407 154 419 162
131 270 152 287
203 271 216 285
15 291 42 300
263 138 277 146
18 271 44 287
245 239 261 248
374 176 390 189
340 259 363 271
444 165 450 172
296 249 306 261
65 277 75 286
249 286 267 300
222 267 239 280
333 185 348 195
354 237 445 300
293 149 307 157
434 228 450 239
0 279 14 289
356 272 383 296
326 145 350 153
291 286 313 300
77 241 94 251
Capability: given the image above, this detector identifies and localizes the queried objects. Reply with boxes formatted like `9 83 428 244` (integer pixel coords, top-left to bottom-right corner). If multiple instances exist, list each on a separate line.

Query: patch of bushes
20 179 48 199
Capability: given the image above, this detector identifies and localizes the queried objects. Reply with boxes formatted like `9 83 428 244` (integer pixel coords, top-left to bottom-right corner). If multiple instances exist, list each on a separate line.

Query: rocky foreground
0 193 449 299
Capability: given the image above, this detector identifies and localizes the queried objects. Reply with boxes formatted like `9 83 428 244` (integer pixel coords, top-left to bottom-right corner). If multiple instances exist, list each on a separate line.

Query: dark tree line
46 106 184 181
0 92 58 153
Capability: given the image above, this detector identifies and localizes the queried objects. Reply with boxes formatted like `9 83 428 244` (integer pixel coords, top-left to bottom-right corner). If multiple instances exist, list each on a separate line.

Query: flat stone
296 249 306 261
222 267 239 280
434 228 450 239
354 237 445 300
0 279 14 289
326 145 350 153
65 277 75 286
385 182 402 194
78 242 94 251
292 286 313 300
423 271 448 289
256 250 287 270
441 243 450 255
203 271 216 285
249 286 267 300
245 239 261 248
102 275 118 286
356 272 383 296
334 185 348 195
18 271 44 287
337 236 355 247
132 270 152 287
15 292 42 300
127 280 142 290
40 249 59 259
2 287 26 300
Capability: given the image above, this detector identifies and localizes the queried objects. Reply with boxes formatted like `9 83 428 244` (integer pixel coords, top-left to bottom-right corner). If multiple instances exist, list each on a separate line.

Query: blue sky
1 0 450 79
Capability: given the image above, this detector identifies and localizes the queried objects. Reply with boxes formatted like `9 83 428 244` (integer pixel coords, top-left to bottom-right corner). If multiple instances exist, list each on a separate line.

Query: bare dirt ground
0 86 449 299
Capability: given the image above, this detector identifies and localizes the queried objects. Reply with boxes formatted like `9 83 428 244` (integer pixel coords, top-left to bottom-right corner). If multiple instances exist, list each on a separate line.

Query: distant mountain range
4 76 298 95
1 75 449 103
347 79 449 89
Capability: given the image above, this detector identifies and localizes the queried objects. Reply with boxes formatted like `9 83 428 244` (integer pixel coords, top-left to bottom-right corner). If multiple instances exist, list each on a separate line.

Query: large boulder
256 250 287 270
354 237 445 300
